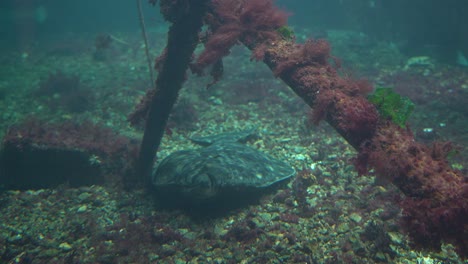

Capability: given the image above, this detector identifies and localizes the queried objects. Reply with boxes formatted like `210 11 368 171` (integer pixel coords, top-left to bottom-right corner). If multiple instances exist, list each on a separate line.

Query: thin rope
136 0 155 85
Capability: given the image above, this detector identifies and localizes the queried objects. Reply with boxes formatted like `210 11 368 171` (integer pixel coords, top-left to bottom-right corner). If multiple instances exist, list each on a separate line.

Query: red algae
0 118 138 189
193 0 289 73
200 0 468 257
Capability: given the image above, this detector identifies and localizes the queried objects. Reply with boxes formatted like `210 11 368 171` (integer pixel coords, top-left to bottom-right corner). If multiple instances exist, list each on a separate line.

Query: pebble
336 223 350 233
77 205 88 213
388 232 403 245
78 192 92 202
209 96 223 105
59 242 72 251
294 154 306 160
349 213 362 223
375 252 387 262
214 224 228 236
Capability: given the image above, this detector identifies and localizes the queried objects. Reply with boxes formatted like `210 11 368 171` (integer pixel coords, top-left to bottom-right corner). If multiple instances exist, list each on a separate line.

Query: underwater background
0 0 467 263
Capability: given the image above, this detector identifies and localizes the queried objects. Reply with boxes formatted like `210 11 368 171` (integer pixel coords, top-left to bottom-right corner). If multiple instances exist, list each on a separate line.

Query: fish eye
186 173 217 199
192 173 211 187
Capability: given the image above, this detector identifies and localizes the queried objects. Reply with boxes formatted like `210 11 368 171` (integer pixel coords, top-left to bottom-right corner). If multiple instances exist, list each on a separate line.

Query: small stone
78 192 92 202
252 218 265 229
26 190 45 196
258 212 272 222
294 154 306 161
388 232 403 245
336 223 350 233
209 96 223 105
160 244 176 256
349 213 362 223
293 146 306 153
39 249 60 258
10 234 22 242
319 227 329 235
77 205 87 213
308 150 320 160
179 228 196 240
59 242 72 251
214 224 228 236
374 252 387 262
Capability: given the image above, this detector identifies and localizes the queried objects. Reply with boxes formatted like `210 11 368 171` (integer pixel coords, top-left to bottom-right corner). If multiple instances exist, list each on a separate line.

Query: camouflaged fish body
152 129 295 201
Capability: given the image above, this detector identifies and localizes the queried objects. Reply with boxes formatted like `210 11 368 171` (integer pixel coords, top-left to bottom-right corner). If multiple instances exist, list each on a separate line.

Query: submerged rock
0 119 137 190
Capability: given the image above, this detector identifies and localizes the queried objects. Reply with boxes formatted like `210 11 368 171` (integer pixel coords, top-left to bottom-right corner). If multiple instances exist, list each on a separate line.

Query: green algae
368 87 414 128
